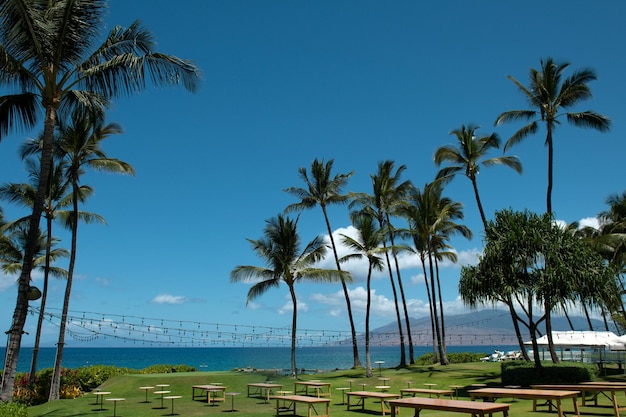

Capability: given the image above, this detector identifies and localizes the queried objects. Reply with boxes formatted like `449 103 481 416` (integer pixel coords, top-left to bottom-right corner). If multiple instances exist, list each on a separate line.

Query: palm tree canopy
495 57 610 151
284 158 353 213
231 214 350 304
0 0 201 139
434 124 522 182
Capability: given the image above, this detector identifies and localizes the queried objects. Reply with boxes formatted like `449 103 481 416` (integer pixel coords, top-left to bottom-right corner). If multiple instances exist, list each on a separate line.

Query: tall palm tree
400 182 471 365
495 58 610 214
284 159 361 367
434 124 522 228
340 213 387 377
350 161 413 366
47 112 133 400
0 155 76 383
231 215 349 378
0 0 200 400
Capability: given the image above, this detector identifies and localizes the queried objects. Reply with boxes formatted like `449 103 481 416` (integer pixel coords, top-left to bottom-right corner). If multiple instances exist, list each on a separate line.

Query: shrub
141 364 196 373
501 360 597 386
414 352 488 365
0 401 28 417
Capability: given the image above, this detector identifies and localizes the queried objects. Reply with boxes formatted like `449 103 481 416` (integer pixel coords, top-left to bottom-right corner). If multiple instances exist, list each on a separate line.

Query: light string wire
28 307 518 347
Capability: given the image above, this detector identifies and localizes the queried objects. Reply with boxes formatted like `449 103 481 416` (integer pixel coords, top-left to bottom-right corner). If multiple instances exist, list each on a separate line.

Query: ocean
2 345 517 373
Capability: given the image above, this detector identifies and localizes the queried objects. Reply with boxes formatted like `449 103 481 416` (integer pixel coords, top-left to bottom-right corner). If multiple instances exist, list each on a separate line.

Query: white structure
525 331 626 363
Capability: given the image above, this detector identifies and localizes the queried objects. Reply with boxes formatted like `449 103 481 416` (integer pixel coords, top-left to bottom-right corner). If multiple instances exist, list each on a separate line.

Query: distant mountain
364 309 615 346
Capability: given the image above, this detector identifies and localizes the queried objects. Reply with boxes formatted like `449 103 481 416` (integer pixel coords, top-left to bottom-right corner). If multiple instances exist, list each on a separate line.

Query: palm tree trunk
427 249 444 365
382 244 406 367
365 267 373 378
544 299 559 363
289 285 298 379
505 296 530 361
322 207 361 368
434 257 448 365
421 257 438 363
1 106 57 402
471 177 488 229
546 125 554 215
49 184 80 401
29 214 54 384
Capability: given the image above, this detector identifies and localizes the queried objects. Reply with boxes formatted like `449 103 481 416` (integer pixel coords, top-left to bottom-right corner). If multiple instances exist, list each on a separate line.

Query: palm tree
47 112 133 400
0 0 200 400
350 161 413 366
340 212 387 377
0 155 75 383
400 182 471 365
434 124 522 228
231 215 349 378
495 58 610 214
284 159 361 367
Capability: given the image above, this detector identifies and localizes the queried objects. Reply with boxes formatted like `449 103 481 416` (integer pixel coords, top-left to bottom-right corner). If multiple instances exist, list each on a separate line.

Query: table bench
469 387 580 417
531 384 624 417
192 384 226 404
346 391 400 416
389 397 510 417
248 383 283 403
400 388 454 399
271 394 330 417
295 381 331 398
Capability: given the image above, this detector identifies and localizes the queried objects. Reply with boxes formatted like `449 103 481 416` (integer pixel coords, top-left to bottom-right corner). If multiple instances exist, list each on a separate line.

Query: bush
0 401 28 417
141 364 196 373
414 352 488 365
501 360 597 386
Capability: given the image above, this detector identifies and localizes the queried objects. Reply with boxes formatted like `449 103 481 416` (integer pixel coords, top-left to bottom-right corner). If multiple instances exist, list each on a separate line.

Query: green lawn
27 362 626 417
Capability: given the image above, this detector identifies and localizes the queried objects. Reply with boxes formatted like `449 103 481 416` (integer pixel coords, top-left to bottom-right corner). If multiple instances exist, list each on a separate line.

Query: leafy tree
495 58 610 214
434 124 522 228
231 215 349 377
350 161 413 366
284 159 361 367
340 212 387 377
0 0 200 401
459 209 615 367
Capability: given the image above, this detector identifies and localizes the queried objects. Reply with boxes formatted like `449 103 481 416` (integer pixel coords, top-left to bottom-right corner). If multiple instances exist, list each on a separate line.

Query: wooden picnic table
400 388 454 399
294 381 331 398
531 383 625 417
346 391 400 416
247 383 283 402
469 387 580 417
192 384 226 404
271 394 330 417
389 397 511 417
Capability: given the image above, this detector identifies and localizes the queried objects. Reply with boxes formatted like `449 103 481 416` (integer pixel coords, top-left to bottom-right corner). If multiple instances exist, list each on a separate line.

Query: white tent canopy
524 331 626 351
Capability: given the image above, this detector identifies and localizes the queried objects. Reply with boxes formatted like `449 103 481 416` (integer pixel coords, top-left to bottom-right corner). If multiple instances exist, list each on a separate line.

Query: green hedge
0 401 28 417
501 360 597 386
414 352 488 365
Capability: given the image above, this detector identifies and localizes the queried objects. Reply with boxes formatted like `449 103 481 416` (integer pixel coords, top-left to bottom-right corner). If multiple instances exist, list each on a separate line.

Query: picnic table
271 394 330 417
294 381 331 398
469 387 580 417
192 384 226 404
389 397 510 417
531 383 625 417
247 383 283 403
400 388 454 399
346 391 400 416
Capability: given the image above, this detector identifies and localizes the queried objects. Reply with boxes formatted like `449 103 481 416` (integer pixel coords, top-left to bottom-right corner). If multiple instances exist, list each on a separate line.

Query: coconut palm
284 159 361 367
434 124 522 228
495 58 610 214
350 161 413 366
340 212 387 377
0 0 200 400
45 112 133 400
231 214 350 378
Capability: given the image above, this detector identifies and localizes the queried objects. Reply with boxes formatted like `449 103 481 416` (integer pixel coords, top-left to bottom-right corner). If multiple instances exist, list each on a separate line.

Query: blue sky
1 0 625 348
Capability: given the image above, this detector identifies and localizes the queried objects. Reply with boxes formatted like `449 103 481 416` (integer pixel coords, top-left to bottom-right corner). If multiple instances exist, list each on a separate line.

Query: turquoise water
3 345 514 373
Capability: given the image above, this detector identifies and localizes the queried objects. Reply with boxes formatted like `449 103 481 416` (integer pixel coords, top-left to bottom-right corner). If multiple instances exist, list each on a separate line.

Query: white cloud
578 217 600 229
151 294 188 304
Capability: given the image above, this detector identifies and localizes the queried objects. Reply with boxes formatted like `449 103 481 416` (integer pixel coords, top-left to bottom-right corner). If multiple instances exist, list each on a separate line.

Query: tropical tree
434 124 522 228
495 58 610 214
230 215 350 377
459 209 615 367
340 212 387 377
284 159 361 367
400 181 471 365
0 0 200 400
0 155 75 382
46 112 132 400
350 161 413 366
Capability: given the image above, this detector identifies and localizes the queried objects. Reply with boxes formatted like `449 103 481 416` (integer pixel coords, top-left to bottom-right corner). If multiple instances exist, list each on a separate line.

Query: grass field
27 362 626 417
